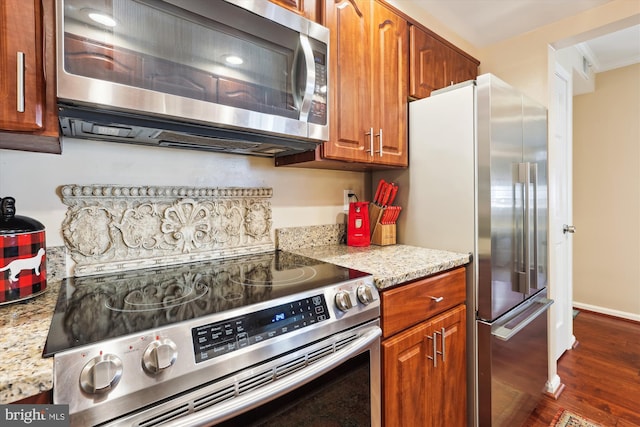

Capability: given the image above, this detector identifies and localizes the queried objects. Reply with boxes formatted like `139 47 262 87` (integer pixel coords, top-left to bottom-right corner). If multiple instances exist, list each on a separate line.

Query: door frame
545 46 577 397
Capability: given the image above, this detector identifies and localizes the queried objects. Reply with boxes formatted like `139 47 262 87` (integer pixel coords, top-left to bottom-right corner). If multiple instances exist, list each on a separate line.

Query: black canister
0 197 47 305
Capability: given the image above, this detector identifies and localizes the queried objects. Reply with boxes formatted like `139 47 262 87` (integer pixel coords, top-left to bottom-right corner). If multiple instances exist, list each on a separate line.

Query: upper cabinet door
372 2 408 167
0 0 59 154
268 0 320 22
409 25 479 99
323 0 408 166
447 48 479 89
409 26 447 99
0 0 45 131
323 0 372 163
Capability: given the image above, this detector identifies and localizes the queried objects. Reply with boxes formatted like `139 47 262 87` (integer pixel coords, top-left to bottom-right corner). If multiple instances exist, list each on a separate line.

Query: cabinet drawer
381 266 465 338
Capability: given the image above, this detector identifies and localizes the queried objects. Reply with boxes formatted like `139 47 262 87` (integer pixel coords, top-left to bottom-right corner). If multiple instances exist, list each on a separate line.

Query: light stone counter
0 281 60 404
0 247 65 404
288 244 470 289
276 224 470 289
0 228 470 404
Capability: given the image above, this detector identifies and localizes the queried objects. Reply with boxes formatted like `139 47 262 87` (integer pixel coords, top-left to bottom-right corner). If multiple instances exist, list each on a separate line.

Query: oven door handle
162 326 382 427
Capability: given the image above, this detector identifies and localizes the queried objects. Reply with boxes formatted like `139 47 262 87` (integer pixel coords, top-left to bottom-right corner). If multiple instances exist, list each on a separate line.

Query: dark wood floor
523 310 640 427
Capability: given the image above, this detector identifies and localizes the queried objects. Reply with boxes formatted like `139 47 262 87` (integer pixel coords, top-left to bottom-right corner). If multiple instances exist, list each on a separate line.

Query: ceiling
408 0 640 73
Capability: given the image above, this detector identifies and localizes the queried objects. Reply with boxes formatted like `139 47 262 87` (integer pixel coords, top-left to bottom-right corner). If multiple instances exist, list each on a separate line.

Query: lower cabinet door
428 304 467 427
382 321 429 427
382 304 466 427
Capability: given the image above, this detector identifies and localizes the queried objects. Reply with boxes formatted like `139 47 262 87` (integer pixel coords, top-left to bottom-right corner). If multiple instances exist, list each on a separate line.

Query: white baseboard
545 374 563 395
572 302 640 322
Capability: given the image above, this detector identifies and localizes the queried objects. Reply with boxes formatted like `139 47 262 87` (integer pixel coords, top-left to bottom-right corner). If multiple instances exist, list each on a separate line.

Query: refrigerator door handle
530 162 539 292
517 162 532 294
492 297 553 341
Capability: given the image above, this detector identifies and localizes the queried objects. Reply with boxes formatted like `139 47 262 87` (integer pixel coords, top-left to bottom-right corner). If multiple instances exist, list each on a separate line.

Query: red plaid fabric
0 230 47 304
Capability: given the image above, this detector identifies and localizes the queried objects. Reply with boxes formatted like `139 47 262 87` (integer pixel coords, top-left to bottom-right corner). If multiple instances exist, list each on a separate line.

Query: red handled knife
391 206 402 223
379 183 393 207
374 179 386 205
380 208 388 224
387 184 398 206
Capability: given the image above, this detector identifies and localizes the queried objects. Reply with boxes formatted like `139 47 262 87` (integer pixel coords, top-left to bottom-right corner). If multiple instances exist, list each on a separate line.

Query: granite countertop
0 279 61 404
275 225 470 288
0 246 65 404
289 244 470 289
0 241 469 404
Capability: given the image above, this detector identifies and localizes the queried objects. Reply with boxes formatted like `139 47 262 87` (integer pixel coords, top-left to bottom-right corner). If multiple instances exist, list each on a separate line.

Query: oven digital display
192 295 329 363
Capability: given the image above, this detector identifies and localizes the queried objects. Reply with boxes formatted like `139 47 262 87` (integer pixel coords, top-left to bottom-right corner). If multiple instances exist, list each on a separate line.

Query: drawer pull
428 296 444 303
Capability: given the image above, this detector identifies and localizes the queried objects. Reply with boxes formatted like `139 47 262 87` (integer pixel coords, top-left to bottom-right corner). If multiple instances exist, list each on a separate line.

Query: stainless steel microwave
55 0 329 157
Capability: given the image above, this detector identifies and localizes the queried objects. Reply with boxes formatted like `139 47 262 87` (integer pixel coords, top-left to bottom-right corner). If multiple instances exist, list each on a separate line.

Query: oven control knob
356 284 376 305
142 338 178 374
79 354 123 395
335 290 354 311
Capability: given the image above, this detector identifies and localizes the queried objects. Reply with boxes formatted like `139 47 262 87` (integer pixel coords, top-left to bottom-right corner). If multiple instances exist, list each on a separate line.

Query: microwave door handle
294 34 315 121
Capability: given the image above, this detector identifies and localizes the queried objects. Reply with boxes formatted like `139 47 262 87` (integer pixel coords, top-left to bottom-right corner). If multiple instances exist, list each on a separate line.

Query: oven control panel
192 294 329 363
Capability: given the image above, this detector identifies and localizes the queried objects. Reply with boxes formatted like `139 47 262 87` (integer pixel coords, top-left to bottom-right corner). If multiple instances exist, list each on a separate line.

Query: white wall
555 45 596 95
384 0 480 59
0 138 366 247
477 0 639 106
572 64 640 320
473 2 639 321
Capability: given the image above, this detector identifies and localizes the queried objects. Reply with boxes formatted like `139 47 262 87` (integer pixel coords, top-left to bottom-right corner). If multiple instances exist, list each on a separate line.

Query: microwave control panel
310 50 328 125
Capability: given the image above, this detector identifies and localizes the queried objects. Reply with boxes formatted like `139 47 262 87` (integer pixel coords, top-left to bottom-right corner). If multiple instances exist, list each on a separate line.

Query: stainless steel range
44 251 381 426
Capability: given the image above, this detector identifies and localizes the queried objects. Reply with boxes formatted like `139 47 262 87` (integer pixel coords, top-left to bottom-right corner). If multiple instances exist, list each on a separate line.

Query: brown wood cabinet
369 1 408 166
12 390 53 404
268 0 320 22
276 0 408 170
381 267 467 427
323 0 372 165
409 25 479 99
0 0 60 153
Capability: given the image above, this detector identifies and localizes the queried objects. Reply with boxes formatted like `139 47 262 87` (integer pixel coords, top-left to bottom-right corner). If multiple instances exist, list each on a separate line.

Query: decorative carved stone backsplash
60 185 274 276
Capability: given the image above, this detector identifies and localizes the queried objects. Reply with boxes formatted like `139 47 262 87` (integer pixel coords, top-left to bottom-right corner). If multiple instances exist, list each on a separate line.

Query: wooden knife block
369 203 396 246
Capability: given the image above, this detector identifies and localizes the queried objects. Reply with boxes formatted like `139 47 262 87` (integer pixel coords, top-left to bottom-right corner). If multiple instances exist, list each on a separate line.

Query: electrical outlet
343 189 353 211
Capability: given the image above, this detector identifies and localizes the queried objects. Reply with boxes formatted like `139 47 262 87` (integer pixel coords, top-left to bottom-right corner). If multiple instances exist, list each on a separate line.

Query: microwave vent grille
156 130 261 150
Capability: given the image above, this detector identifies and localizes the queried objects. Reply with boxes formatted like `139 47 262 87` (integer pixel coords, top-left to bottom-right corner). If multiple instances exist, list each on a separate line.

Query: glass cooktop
43 251 369 357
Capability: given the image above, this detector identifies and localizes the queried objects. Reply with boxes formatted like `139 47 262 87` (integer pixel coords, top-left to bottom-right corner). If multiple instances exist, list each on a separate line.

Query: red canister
347 201 370 247
0 197 47 305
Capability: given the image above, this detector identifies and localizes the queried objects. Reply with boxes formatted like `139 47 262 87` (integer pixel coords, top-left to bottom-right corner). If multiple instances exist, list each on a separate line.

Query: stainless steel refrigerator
374 73 553 427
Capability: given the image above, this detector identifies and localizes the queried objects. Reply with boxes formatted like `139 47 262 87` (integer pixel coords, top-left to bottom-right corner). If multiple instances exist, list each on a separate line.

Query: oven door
105 321 381 427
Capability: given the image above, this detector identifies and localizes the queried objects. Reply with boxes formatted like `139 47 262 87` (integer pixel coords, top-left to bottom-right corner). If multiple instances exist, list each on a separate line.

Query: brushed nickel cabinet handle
428 296 444 303
365 127 374 155
16 52 25 112
375 128 383 156
426 334 437 367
